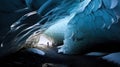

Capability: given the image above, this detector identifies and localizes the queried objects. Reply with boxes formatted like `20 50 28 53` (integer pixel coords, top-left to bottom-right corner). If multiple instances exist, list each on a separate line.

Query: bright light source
37 34 53 47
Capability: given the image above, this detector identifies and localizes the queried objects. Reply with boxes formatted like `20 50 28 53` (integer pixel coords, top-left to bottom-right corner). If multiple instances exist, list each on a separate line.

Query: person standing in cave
47 42 49 47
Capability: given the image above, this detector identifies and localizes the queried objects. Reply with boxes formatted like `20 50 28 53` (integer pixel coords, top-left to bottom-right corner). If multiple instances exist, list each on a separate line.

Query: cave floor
0 47 119 67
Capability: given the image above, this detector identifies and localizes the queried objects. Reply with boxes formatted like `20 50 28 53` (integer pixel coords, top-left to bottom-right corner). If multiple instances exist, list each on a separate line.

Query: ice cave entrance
37 34 54 48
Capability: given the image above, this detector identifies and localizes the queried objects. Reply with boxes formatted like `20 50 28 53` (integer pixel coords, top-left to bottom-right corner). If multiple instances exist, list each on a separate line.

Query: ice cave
0 0 120 67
